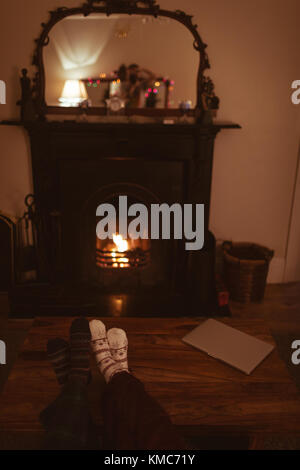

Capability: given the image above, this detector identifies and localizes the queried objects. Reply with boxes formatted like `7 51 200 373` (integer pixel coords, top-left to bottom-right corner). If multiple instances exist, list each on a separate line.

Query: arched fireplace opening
95 194 151 271
81 185 175 292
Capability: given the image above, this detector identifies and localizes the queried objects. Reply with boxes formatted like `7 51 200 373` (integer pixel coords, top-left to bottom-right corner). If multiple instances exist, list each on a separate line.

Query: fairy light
82 76 173 90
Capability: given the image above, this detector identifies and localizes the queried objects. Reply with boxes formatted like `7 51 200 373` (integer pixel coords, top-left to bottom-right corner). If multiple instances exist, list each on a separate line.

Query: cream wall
0 0 299 280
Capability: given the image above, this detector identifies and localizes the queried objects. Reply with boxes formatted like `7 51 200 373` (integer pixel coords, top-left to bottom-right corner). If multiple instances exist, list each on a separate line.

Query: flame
113 234 128 252
112 234 129 267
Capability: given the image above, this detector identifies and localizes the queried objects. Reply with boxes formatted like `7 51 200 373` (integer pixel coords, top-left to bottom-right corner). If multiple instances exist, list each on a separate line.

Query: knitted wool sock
89 320 123 383
69 317 91 385
47 338 70 386
107 328 129 373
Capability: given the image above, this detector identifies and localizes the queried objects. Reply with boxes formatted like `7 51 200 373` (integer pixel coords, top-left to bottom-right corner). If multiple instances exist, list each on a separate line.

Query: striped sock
89 320 123 383
107 328 129 373
69 317 91 385
47 338 70 385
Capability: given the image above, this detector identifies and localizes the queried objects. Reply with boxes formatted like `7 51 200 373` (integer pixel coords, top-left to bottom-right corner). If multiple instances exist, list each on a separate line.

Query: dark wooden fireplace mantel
25 120 240 233
10 119 240 317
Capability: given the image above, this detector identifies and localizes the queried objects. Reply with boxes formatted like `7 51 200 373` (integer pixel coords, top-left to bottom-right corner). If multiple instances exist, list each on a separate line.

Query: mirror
43 13 199 111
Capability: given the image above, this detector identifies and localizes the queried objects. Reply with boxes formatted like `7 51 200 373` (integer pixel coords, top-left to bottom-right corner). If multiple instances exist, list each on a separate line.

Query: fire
112 233 129 268
113 233 128 252
96 232 150 270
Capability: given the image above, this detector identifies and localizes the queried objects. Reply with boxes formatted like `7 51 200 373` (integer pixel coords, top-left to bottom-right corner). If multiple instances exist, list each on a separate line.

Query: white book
182 319 275 375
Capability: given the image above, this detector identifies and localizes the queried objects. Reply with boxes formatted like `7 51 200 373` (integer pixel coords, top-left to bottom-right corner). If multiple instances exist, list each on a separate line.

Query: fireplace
5 0 241 317
9 121 239 318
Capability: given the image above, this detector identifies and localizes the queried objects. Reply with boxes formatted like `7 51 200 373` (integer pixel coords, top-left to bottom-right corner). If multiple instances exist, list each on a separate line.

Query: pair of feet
47 318 129 387
89 319 129 382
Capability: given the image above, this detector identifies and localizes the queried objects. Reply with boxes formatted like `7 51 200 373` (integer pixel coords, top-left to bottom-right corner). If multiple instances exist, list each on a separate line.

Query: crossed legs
40 318 186 450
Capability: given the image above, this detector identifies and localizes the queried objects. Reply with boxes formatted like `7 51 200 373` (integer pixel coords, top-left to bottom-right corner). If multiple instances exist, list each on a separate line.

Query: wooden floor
1 282 300 332
229 283 300 335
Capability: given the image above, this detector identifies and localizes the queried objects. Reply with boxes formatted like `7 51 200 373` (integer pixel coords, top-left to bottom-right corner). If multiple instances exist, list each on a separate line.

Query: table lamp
59 79 88 107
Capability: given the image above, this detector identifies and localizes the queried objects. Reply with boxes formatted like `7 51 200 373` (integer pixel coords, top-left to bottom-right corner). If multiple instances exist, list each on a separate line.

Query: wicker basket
222 241 274 303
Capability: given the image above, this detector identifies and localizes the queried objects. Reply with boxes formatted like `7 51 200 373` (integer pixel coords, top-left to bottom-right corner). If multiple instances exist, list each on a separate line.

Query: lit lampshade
59 79 88 107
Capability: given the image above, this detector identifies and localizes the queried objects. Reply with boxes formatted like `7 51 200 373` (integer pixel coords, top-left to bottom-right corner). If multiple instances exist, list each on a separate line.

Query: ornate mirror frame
23 0 219 122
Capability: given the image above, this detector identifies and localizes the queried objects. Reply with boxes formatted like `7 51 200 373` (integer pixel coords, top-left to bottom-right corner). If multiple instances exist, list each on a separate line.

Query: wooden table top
0 316 300 437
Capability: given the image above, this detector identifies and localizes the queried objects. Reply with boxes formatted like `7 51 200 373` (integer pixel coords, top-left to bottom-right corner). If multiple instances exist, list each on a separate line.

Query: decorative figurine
17 69 36 122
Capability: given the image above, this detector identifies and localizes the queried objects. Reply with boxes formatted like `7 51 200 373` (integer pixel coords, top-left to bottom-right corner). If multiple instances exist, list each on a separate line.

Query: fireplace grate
96 247 150 269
